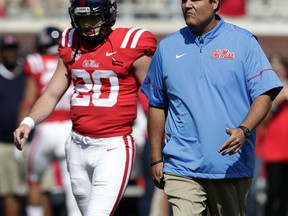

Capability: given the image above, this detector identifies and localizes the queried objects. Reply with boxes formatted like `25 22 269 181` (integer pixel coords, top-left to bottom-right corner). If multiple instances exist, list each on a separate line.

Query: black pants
265 162 288 216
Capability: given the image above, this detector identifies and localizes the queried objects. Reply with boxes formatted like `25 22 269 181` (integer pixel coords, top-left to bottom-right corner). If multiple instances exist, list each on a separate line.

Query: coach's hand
151 161 165 189
218 127 246 156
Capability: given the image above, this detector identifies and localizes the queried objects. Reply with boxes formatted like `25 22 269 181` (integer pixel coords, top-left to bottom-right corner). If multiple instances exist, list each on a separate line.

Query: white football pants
66 131 135 216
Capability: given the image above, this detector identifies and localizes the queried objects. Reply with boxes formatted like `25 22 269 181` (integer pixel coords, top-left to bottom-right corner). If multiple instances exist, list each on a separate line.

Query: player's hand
13 124 31 151
218 128 246 156
14 145 26 164
151 162 165 189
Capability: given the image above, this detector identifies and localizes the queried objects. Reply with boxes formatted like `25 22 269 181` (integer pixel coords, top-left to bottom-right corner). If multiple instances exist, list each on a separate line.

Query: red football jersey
58 27 157 137
24 53 72 122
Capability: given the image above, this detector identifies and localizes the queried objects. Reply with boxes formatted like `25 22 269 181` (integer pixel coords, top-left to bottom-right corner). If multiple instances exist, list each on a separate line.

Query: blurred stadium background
1 0 288 215
0 0 288 57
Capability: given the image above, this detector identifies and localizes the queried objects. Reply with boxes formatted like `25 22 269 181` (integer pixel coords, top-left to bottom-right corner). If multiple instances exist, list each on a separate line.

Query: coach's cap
0 35 19 49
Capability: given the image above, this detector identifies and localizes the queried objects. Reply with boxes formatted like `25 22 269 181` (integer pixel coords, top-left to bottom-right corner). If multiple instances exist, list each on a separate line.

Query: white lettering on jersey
71 69 119 107
82 60 99 68
92 70 119 107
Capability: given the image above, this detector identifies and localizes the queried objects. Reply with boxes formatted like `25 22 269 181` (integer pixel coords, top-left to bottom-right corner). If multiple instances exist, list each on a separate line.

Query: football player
14 0 157 215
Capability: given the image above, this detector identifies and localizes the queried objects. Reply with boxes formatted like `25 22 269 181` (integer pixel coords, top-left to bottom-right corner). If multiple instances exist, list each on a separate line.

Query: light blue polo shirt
141 17 283 179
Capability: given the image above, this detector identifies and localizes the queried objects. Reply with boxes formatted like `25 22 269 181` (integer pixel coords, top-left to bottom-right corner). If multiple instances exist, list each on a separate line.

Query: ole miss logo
211 49 235 59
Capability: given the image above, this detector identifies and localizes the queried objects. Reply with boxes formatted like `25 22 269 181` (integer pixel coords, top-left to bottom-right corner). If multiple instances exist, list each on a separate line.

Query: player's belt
71 131 104 145
71 131 125 145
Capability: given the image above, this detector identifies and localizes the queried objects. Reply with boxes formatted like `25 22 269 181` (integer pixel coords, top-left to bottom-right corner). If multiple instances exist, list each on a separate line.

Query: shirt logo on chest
106 51 117 57
82 60 99 68
176 53 187 59
211 49 235 59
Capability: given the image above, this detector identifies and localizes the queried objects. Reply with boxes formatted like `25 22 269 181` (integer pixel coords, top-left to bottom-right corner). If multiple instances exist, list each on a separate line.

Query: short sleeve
245 36 283 101
141 45 167 108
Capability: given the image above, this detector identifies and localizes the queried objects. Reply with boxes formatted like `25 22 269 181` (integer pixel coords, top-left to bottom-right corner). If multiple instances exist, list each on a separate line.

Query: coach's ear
213 0 221 12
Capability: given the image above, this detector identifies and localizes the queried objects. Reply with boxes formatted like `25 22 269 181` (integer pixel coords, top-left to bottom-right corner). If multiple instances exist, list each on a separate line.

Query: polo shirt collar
185 14 224 46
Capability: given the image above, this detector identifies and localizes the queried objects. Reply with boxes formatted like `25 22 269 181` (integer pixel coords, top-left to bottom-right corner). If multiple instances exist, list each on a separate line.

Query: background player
0 34 26 216
14 0 157 215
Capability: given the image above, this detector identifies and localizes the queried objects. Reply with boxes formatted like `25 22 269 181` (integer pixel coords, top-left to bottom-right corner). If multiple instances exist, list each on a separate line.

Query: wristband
20 117 35 129
150 159 163 167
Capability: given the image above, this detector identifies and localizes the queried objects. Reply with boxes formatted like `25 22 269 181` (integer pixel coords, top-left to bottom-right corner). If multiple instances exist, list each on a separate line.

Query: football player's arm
14 58 70 150
132 55 152 84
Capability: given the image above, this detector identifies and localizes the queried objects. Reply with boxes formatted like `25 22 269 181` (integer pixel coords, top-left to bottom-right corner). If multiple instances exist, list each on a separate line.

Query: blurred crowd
0 0 69 19
0 0 288 20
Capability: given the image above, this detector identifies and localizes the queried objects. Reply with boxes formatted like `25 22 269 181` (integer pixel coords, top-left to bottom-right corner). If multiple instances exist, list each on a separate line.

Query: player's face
181 0 219 35
77 14 104 36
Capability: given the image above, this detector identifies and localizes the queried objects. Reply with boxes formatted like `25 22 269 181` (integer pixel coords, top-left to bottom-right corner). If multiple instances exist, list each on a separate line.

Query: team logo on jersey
106 51 117 56
211 49 235 59
82 59 99 68
71 49 82 62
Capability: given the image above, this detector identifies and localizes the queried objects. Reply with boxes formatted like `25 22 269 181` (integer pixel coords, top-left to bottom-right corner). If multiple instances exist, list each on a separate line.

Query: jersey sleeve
119 27 157 60
58 27 77 65
135 29 157 56
58 27 72 50
23 53 43 76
